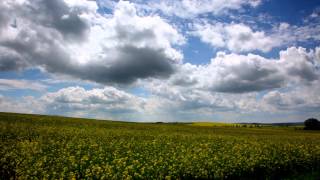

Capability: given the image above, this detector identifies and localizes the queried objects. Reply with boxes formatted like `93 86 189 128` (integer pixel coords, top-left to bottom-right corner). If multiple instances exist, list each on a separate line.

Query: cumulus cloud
191 21 320 53
0 85 147 119
135 46 320 121
144 78 272 121
152 46 320 94
41 86 146 116
191 22 280 52
118 47 320 121
141 46 320 119
262 81 320 112
204 47 319 93
145 81 237 112
0 0 184 84
200 52 284 92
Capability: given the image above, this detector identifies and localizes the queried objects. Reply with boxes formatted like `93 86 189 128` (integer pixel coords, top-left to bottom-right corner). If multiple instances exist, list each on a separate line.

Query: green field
1 112 320 179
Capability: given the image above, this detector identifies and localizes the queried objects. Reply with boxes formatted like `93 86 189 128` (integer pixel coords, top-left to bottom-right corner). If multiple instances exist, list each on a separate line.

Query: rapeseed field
1 112 320 179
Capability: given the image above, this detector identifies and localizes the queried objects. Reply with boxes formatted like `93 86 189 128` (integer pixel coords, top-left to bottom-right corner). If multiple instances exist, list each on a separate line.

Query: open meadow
1 112 320 179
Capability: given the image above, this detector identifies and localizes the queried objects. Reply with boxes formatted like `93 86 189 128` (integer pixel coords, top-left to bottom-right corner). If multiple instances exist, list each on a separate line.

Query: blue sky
0 0 319 122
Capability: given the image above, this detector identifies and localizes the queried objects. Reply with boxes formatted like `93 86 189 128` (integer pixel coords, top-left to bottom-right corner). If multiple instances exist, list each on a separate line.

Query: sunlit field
1 112 320 179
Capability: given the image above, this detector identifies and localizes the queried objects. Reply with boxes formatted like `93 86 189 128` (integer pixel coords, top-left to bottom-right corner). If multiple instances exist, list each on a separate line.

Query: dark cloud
48 46 176 84
1 29 175 84
212 65 284 93
0 57 25 71
0 0 83 71
212 77 284 93
24 0 90 41
0 48 26 71
82 46 175 84
0 0 180 85
171 77 198 86
0 26 72 71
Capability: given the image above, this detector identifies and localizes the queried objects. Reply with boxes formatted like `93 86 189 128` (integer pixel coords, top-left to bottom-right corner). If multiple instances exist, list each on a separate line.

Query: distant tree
304 118 320 130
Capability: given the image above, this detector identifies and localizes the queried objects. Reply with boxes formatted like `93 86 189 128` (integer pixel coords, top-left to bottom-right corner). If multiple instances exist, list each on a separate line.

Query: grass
1 112 320 179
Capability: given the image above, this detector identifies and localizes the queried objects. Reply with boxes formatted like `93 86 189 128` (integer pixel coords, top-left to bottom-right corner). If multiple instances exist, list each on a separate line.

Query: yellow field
1 112 320 179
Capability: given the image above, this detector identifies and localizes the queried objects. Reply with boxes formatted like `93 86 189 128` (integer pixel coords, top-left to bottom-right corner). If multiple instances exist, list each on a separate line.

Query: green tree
304 118 320 130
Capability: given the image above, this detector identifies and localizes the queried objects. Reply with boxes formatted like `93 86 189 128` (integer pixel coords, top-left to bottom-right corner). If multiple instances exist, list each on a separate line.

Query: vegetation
304 118 320 130
1 112 320 179
190 122 241 127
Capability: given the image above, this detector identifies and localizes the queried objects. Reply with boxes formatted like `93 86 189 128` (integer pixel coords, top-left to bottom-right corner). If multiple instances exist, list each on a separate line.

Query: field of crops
1 112 320 179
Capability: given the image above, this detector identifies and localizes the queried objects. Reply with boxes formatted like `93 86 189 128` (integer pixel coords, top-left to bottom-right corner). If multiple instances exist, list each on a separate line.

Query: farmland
1 112 320 179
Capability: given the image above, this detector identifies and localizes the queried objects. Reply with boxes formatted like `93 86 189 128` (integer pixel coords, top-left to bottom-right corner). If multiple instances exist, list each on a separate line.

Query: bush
304 118 320 130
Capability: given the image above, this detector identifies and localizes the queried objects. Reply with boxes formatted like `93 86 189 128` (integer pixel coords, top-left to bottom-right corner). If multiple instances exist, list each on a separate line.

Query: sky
0 0 320 123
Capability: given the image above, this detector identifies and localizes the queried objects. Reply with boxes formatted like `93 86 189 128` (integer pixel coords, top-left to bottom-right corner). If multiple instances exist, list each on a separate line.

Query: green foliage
1 112 320 179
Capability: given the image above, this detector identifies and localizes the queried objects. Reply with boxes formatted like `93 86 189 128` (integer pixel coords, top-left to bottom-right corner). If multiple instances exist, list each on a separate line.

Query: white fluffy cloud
0 0 184 84
0 85 151 120
191 21 320 53
137 46 320 119
52 46 319 120
191 22 280 52
163 46 319 93
41 86 146 115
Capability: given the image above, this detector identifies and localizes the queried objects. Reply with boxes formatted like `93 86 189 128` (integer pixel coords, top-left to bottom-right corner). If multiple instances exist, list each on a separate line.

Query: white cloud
139 46 320 117
201 46 319 93
0 85 148 121
191 20 320 53
35 46 320 121
144 77 271 121
41 86 146 117
191 22 280 52
141 0 261 19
